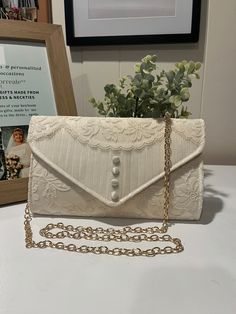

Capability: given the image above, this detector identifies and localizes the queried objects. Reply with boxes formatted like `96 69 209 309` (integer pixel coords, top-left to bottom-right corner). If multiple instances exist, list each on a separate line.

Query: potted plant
89 55 201 118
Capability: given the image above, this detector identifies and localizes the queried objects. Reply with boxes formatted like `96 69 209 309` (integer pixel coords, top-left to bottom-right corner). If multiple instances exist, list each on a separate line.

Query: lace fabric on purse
27 116 205 220
24 116 205 257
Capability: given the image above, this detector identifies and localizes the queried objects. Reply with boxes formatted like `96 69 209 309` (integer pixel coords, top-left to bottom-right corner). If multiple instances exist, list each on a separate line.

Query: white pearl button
111 179 119 188
112 167 120 176
111 191 119 202
112 156 120 165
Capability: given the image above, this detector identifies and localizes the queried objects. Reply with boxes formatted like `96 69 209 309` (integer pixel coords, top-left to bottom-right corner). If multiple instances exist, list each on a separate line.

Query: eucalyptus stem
134 97 139 117
89 55 201 118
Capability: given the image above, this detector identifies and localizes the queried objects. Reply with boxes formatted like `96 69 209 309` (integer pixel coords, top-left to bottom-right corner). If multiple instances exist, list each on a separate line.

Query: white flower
124 120 156 142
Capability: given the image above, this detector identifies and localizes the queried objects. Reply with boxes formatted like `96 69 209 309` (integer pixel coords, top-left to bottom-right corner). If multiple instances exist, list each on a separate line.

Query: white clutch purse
27 116 205 220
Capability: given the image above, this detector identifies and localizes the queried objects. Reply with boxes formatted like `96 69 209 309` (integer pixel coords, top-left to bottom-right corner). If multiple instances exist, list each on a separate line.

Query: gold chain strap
24 116 184 257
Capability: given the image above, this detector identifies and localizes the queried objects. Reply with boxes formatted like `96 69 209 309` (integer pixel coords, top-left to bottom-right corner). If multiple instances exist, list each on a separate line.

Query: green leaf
143 69 150 74
145 74 155 82
89 97 96 105
117 95 126 105
195 62 201 70
175 62 185 72
150 55 158 63
171 102 177 109
174 70 184 83
97 102 104 110
135 63 141 73
104 84 116 94
142 54 157 64
149 99 159 105
166 70 175 83
187 61 195 74
141 79 150 89
173 95 182 107
180 88 190 101
169 95 175 103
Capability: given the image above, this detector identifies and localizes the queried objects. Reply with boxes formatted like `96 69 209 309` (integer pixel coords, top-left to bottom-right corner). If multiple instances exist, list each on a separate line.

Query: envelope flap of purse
28 116 205 207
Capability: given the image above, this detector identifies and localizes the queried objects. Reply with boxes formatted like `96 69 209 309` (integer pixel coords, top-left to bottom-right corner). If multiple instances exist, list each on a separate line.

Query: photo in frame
0 20 77 205
1 125 30 180
64 0 201 46
0 0 52 23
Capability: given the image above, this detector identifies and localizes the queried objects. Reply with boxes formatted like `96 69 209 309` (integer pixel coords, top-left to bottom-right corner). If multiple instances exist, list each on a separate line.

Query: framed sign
0 0 52 23
64 0 201 46
0 20 77 205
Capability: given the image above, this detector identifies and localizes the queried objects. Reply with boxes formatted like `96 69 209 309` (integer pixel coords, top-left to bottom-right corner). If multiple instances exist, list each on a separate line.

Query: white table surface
0 165 236 314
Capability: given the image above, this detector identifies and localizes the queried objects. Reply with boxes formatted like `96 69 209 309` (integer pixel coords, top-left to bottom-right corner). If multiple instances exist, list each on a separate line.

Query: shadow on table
198 168 227 225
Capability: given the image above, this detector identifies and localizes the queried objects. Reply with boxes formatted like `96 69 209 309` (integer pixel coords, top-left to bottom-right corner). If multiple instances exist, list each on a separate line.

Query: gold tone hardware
24 116 184 257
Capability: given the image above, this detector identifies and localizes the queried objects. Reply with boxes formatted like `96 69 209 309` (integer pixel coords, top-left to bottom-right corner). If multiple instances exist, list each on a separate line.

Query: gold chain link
24 115 184 257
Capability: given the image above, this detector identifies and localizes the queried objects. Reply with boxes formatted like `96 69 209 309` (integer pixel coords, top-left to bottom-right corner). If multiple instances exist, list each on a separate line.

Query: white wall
52 0 236 165
201 0 236 165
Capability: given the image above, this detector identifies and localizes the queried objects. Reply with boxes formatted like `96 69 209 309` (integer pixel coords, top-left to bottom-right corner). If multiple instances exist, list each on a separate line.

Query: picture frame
38 0 52 23
0 20 77 205
0 0 52 23
64 0 201 46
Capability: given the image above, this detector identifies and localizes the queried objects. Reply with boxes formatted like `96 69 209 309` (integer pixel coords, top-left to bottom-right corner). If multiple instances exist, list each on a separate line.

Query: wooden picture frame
38 0 52 23
64 0 201 46
0 20 77 205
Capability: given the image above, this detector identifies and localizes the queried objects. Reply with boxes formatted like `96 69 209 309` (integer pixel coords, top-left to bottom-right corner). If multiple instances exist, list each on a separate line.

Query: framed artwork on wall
0 0 52 23
0 20 77 205
64 0 201 46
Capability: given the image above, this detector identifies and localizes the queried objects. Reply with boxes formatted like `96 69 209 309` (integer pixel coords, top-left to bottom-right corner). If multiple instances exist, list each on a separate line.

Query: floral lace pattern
29 158 70 209
29 154 203 220
28 117 205 220
173 119 205 145
28 116 204 151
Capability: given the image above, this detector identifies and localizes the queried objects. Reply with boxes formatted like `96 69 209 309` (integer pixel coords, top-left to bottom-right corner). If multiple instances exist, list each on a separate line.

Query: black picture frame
64 0 201 46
